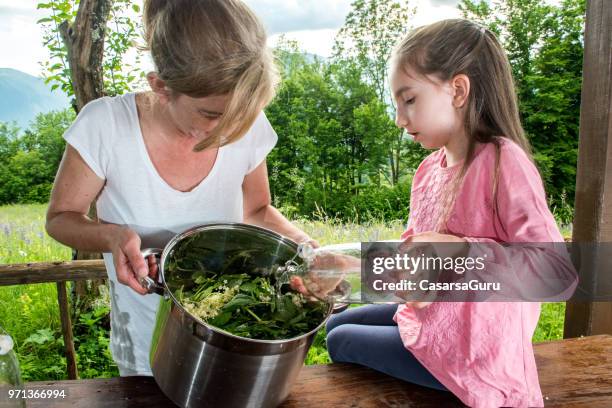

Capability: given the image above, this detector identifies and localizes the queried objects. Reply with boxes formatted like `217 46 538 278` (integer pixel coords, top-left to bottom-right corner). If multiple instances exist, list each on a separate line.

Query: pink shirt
394 138 573 407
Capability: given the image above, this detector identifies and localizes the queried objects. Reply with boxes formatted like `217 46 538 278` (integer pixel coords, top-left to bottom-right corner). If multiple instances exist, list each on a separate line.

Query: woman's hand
297 237 320 249
109 226 158 295
290 251 359 300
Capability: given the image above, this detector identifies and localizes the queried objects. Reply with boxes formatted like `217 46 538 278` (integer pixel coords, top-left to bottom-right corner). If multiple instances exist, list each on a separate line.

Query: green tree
459 0 555 102
0 122 21 163
329 59 395 188
333 0 421 185
37 0 143 105
522 0 585 214
266 41 410 220
459 0 584 214
266 48 344 214
19 109 75 169
0 150 52 204
334 0 414 102
0 110 74 205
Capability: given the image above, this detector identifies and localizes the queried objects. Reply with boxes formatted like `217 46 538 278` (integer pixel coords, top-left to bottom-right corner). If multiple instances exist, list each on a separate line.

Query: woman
46 0 314 376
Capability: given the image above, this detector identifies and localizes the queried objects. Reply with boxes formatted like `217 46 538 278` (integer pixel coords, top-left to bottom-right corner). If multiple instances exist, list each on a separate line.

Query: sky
0 0 462 77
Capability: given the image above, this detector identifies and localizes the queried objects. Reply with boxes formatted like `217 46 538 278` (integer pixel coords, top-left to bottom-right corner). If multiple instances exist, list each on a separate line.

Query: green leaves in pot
164 233 328 340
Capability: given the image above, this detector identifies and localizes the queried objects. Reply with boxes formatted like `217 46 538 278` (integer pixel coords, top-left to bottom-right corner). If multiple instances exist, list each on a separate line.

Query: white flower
291 293 304 307
184 285 239 321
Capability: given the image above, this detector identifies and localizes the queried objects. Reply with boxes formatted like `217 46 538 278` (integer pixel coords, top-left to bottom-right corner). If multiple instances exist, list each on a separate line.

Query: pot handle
140 248 165 296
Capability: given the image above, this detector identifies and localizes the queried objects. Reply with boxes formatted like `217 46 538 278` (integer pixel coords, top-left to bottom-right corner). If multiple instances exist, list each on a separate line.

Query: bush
73 303 119 378
345 182 411 222
0 151 54 204
297 181 411 223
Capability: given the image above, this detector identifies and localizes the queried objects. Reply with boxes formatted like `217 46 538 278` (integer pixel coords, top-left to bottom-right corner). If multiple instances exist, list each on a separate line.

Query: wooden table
22 335 612 408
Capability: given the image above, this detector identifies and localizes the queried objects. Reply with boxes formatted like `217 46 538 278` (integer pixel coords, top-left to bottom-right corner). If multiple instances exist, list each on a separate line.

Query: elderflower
183 285 238 321
290 293 304 307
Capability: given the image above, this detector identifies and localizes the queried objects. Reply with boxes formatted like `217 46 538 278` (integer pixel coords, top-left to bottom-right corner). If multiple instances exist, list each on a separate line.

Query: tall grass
0 204 72 264
1 204 568 378
0 203 71 340
294 217 407 245
0 204 74 379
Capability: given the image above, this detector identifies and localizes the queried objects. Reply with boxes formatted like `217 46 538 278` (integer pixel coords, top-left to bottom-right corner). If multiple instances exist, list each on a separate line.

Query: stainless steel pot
141 223 337 408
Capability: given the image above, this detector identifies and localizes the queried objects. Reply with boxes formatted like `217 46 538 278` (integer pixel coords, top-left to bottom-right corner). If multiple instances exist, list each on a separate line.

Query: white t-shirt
63 93 278 374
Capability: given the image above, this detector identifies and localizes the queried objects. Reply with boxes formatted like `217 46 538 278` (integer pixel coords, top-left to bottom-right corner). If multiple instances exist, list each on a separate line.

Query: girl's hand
397 231 468 308
402 230 467 243
109 227 158 295
405 301 433 309
400 231 468 259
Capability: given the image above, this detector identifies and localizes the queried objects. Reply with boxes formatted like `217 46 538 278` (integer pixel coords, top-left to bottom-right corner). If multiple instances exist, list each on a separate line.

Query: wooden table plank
535 335 612 407
22 335 612 408
282 363 464 407
23 377 173 407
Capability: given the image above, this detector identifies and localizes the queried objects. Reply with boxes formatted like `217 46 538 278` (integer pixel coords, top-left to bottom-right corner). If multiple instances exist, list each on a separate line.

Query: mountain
0 68 70 129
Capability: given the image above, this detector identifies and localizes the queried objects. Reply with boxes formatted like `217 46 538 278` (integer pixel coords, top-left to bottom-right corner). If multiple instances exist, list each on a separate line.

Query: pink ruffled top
394 138 572 407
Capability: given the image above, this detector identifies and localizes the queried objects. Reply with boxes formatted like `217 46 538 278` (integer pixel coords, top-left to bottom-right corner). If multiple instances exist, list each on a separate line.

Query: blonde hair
143 0 279 151
391 19 533 233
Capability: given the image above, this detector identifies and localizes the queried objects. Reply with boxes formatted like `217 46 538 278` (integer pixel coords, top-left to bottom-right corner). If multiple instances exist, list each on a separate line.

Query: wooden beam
565 0 612 337
0 260 106 286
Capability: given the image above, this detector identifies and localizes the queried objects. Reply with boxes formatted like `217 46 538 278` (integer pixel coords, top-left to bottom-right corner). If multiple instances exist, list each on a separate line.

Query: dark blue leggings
325 304 448 391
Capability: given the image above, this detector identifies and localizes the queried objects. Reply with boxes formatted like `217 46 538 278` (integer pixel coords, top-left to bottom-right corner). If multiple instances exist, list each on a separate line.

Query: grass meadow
1 204 568 380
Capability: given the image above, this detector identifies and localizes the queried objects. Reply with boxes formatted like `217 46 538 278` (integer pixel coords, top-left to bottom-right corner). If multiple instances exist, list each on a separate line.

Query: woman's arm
46 145 151 294
242 160 314 245
47 145 116 251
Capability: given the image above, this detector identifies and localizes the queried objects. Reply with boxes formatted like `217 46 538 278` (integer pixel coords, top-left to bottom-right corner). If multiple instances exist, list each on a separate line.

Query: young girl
324 19 571 407
45 0 315 376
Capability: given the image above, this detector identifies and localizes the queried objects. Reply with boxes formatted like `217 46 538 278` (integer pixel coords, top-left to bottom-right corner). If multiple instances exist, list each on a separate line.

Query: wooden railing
0 260 107 380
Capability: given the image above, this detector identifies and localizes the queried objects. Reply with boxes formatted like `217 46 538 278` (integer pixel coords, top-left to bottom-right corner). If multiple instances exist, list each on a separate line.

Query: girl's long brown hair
392 19 533 233
143 0 279 151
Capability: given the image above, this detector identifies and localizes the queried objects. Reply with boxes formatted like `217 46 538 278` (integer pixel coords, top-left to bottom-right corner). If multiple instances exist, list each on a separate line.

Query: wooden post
564 0 612 338
57 282 78 380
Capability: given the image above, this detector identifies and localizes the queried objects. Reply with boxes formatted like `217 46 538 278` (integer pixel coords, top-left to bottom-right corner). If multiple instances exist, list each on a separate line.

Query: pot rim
157 222 333 344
